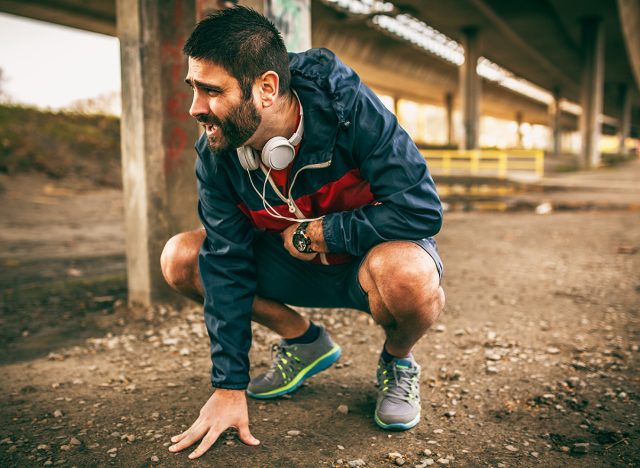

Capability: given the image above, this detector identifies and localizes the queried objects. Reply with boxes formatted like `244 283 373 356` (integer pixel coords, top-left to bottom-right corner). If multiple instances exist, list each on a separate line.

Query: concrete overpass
1 0 639 306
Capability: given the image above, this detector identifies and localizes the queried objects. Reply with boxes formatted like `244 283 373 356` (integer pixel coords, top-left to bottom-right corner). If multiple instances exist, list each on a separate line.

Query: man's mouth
204 123 219 138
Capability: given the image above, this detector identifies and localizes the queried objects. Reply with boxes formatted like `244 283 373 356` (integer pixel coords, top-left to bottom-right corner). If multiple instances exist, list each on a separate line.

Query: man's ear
257 71 280 108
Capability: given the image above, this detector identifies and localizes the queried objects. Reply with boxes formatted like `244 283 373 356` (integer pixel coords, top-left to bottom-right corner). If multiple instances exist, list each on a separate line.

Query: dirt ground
0 174 639 467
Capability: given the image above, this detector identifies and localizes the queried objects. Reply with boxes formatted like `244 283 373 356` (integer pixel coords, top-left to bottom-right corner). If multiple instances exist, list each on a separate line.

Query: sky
0 12 121 110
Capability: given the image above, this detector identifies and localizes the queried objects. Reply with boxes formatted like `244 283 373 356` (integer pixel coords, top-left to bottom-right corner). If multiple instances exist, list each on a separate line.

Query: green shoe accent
247 326 341 399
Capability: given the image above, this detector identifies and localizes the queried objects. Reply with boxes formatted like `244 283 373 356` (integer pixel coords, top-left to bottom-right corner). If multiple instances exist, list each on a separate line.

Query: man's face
186 57 261 153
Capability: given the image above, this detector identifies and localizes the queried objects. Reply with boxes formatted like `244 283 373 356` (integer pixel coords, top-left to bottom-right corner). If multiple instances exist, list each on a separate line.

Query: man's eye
205 89 219 97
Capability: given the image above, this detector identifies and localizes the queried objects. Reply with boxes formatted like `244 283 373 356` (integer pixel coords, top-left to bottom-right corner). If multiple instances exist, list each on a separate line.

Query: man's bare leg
358 240 445 357
160 230 309 339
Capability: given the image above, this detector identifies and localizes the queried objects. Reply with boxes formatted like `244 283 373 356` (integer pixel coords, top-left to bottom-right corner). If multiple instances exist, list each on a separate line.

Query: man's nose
189 91 209 118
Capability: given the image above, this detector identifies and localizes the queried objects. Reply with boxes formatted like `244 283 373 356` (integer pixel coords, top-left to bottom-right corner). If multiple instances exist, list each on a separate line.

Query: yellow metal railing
420 149 544 179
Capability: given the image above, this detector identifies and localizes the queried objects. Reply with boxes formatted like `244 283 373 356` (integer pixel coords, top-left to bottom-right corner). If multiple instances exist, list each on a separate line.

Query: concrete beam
0 0 115 35
117 0 200 306
549 88 562 156
445 92 454 146
579 17 605 168
619 84 632 154
617 0 640 91
459 27 481 150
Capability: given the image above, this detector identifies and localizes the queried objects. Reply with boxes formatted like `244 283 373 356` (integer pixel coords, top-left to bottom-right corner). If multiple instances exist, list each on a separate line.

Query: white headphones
236 91 304 171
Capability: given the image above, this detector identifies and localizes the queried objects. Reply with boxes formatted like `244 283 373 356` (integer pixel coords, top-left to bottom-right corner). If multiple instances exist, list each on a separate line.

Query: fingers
188 427 223 459
169 421 206 453
238 423 260 446
170 416 201 444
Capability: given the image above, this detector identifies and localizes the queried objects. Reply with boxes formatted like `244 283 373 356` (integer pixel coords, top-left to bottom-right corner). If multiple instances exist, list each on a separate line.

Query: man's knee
361 241 443 318
160 230 203 291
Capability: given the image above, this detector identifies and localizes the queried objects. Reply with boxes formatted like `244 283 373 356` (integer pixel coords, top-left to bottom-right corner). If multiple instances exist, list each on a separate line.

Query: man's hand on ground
168 389 259 459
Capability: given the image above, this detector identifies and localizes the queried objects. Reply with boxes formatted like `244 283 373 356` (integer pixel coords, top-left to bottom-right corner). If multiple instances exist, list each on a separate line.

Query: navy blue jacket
195 48 442 389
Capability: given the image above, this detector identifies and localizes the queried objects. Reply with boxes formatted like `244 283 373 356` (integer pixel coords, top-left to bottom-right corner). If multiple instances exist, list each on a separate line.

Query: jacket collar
288 48 361 170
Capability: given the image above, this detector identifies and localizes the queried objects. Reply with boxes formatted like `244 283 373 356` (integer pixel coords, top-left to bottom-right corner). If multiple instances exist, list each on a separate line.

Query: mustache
195 114 222 126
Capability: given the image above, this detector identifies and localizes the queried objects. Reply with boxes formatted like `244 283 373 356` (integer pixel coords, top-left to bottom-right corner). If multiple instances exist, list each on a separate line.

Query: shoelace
380 362 420 403
265 343 302 383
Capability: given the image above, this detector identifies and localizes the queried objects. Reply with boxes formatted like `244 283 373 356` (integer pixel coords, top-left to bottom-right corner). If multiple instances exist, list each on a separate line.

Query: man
161 6 445 459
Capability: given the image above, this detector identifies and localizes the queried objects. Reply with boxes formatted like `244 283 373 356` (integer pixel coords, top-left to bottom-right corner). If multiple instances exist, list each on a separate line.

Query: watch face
293 232 310 252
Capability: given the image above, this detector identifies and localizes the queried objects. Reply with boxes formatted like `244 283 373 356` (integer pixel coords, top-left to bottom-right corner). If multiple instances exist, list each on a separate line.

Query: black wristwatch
292 221 314 253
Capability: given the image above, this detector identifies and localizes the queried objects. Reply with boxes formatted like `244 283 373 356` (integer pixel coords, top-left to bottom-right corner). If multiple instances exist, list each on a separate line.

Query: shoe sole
247 345 342 399
374 412 421 431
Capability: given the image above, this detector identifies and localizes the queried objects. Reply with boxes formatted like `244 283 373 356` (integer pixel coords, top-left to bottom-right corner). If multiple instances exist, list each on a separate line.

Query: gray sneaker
247 326 341 399
374 355 421 430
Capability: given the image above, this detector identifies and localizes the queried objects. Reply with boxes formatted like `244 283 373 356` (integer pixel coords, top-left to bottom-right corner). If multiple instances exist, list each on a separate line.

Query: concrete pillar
117 0 200 306
445 92 454 146
515 111 523 148
265 0 311 52
579 17 605 168
459 27 481 150
394 96 401 118
549 88 562 156
619 84 631 155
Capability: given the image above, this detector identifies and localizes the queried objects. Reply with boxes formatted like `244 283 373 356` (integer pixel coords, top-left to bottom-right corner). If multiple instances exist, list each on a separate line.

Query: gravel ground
1 178 639 467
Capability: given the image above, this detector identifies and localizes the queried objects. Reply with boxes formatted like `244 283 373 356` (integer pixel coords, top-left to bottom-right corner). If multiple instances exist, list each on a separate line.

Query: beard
197 96 262 154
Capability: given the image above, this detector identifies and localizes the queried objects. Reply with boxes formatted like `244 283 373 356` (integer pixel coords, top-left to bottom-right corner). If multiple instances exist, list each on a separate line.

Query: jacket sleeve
196 154 256 390
321 86 443 256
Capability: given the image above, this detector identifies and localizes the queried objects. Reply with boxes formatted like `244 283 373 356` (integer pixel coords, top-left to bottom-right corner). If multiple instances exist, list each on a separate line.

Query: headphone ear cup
261 137 295 170
237 146 260 171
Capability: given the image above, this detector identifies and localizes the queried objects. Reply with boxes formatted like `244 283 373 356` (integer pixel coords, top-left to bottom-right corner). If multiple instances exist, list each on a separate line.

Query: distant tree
66 90 121 116
0 67 8 103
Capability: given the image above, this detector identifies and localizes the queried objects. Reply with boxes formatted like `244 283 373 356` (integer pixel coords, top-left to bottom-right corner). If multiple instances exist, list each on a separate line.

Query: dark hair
183 6 291 98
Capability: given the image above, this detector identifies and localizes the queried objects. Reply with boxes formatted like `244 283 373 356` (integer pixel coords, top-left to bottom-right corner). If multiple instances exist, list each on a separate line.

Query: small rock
505 445 518 452
37 444 50 451
435 325 446 333
150 455 159 462
286 430 301 436
485 351 501 361
0 438 13 445
433 429 444 434
444 411 456 418
69 438 81 446
44 461 53 467
436 459 449 465
53 410 63 418
486 330 497 341
337 404 349 415
7 445 17 453
60 444 71 451
535 202 553 215
560 446 570 453
348 459 366 467
107 447 118 454
388 452 403 460
337 445 345 450
395 457 406 466
486 366 499 374
531 452 539 458
571 442 589 454
546 347 560 355
422 449 432 456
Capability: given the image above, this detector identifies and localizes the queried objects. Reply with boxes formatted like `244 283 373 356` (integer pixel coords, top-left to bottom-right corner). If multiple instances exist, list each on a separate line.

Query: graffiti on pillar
161 0 193 174
265 0 311 52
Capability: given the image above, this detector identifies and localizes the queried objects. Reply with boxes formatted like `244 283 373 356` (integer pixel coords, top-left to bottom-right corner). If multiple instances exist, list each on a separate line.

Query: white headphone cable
245 167 323 223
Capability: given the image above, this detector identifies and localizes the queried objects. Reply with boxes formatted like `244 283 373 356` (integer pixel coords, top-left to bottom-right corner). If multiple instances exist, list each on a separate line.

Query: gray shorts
253 232 443 313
